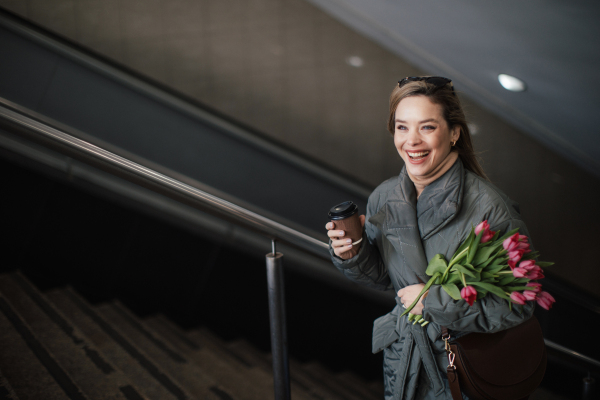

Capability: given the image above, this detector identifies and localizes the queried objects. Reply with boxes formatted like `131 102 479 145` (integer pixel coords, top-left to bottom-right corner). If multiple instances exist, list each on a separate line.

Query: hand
325 215 366 259
398 284 428 315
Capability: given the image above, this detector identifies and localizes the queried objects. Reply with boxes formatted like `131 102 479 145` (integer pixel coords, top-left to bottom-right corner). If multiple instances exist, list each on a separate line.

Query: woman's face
393 95 460 178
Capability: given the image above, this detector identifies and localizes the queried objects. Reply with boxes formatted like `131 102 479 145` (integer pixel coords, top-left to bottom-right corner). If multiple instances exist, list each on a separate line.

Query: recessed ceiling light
498 74 526 92
346 56 364 68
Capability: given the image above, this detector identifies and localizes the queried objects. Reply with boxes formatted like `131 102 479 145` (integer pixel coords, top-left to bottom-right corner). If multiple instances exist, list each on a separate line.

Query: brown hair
387 80 487 179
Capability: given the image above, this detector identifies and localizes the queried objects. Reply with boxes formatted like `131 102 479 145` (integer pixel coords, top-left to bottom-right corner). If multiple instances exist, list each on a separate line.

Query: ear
451 126 461 143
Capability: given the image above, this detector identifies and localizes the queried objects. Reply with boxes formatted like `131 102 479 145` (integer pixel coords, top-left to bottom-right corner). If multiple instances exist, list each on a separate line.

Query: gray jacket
330 159 534 400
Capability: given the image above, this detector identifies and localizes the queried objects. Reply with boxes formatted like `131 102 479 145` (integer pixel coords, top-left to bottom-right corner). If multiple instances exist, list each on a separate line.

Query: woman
326 77 534 400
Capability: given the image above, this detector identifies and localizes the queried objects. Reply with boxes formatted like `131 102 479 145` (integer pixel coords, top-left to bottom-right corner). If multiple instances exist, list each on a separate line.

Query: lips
406 150 430 163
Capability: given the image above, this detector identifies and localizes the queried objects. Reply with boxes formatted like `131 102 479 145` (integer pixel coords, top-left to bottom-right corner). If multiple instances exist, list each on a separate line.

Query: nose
405 128 422 146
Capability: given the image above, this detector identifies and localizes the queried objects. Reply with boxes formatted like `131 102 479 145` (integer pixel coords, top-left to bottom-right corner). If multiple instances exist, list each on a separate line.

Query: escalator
1 7 599 400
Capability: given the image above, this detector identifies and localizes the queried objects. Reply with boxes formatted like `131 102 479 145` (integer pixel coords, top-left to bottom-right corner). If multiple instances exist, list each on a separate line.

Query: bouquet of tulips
402 221 555 327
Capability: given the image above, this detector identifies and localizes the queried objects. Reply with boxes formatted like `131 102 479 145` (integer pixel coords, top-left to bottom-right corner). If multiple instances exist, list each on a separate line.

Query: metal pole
266 240 291 400
582 373 595 400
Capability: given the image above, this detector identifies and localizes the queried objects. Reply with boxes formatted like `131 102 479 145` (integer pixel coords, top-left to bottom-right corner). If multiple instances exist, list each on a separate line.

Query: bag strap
442 326 463 400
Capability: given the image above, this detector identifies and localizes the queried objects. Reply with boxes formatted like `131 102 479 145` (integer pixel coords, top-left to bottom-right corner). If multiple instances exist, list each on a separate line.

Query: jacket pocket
372 309 399 353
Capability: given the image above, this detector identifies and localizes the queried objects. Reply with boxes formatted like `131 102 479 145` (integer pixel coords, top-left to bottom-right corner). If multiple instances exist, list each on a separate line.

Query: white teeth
408 151 430 158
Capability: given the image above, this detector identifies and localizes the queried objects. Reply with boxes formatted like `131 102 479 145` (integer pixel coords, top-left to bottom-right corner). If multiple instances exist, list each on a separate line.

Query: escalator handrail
0 103 330 259
3 101 600 373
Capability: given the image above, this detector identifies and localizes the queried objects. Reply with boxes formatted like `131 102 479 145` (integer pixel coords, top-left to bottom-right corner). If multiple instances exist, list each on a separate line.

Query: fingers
327 229 346 239
325 221 336 230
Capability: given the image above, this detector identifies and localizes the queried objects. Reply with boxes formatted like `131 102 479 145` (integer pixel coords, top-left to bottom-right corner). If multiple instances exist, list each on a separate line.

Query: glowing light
346 56 364 67
498 74 526 92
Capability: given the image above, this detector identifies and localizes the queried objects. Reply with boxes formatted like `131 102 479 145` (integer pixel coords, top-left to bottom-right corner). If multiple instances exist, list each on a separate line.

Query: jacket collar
373 158 464 241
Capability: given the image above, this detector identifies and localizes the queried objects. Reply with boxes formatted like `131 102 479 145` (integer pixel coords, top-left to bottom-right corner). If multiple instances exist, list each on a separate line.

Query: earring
451 140 457 146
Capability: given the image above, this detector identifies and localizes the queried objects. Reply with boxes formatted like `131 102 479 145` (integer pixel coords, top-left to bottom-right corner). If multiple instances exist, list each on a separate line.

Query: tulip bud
460 285 477 306
510 291 527 305
536 291 556 310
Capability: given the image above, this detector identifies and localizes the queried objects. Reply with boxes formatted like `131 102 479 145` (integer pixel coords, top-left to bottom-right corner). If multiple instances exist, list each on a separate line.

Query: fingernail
346 239 352 243
339 231 345 236
327 223 332 229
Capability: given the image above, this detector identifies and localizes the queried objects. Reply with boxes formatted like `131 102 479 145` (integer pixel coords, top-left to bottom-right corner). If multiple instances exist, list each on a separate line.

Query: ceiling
307 0 600 178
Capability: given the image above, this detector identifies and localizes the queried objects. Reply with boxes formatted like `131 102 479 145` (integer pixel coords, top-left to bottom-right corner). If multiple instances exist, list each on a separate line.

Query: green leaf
426 254 448 276
464 267 482 281
521 251 540 261
472 242 504 266
442 283 462 300
452 264 477 278
446 273 461 285
476 290 488 299
498 275 516 286
469 281 511 300
481 272 496 280
536 261 554 267
504 286 532 292
467 229 484 264
449 228 475 268
514 278 530 284
485 263 508 274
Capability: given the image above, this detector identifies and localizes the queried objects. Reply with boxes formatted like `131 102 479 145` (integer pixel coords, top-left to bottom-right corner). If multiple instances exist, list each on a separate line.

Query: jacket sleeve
329 197 393 292
421 217 535 333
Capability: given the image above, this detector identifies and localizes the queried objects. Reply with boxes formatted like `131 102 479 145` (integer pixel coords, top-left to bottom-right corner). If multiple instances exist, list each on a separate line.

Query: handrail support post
266 240 291 400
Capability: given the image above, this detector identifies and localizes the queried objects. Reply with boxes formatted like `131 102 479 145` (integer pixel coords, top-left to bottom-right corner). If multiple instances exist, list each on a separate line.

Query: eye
396 125 407 131
421 125 436 131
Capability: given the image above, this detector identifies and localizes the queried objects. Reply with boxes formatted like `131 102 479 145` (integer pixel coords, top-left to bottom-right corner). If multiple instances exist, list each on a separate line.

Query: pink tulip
475 220 496 243
536 291 556 310
510 291 527 305
508 250 525 269
526 282 542 293
461 286 477 306
503 233 530 253
523 290 537 301
519 260 536 270
513 263 544 280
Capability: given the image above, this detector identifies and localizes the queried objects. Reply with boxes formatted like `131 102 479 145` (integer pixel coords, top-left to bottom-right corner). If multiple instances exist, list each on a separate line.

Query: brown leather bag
442 316 547 400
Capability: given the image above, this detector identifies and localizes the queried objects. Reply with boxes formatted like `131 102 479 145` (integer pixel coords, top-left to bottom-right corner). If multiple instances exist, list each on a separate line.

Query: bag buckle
443 333 455 368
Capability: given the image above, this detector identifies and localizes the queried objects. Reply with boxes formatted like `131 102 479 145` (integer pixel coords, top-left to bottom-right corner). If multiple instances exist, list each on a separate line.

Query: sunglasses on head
398 76 454 92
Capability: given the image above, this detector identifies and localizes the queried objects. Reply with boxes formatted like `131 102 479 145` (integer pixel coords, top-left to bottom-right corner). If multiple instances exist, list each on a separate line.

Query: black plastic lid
328 201 358 220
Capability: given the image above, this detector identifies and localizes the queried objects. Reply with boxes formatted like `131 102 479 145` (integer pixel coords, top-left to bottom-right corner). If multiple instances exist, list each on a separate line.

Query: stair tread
225 338 347 400
0 274 142 400
45 287 187 400
0 294 71 400
148 315 353 400
95 301 235 400
144 316 285 400
0 369 20 400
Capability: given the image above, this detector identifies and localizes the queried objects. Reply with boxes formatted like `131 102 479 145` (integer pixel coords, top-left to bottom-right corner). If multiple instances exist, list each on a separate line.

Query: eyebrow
395 118 439 123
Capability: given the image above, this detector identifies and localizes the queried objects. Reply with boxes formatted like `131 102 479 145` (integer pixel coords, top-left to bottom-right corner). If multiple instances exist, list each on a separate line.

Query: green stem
399 272 441 318
448 247 469 268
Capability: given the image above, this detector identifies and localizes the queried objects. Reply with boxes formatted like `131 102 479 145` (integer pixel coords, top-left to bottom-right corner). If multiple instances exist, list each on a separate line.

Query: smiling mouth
407 151 430 161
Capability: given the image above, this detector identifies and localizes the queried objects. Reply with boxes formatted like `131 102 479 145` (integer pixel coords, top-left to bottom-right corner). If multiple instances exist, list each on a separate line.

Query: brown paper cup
332 212 362 259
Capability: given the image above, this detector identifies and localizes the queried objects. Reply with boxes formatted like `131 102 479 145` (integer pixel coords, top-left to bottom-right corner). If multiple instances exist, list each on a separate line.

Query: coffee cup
328 201 363 258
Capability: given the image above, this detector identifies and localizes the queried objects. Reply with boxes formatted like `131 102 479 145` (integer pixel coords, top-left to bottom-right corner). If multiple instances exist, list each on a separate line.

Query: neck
408 151 459 198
